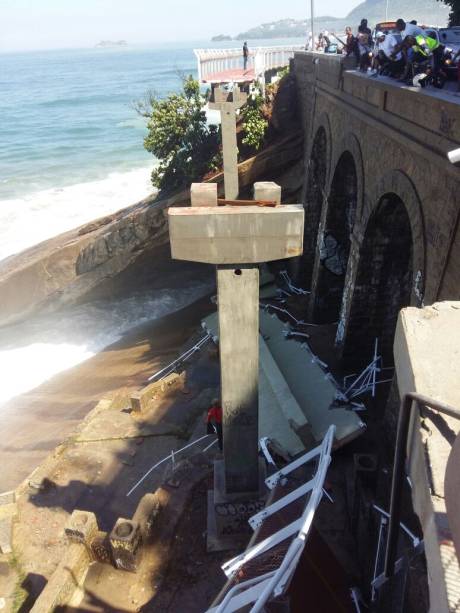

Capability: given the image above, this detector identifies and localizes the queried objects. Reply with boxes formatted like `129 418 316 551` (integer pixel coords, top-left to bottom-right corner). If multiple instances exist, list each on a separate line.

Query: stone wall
293 52 460 367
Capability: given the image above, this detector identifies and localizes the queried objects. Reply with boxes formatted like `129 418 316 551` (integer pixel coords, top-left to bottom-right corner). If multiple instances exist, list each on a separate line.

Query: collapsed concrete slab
259 309 365 447
202 309 365 454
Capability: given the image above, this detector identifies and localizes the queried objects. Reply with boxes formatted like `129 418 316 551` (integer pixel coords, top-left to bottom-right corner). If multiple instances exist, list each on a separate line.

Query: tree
439 0 460 25
136 76 221 192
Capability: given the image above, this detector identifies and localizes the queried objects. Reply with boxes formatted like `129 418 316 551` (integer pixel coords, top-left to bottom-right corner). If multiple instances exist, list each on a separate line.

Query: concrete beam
168 205 304 264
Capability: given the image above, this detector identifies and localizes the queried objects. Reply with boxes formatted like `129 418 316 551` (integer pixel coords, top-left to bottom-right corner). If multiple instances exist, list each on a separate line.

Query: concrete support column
217 264 260 494
221 105 239 200
209 86 248 200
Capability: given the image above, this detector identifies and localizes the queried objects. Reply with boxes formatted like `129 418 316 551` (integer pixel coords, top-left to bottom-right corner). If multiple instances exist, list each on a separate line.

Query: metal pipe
384 393 460 577
310 0 315 52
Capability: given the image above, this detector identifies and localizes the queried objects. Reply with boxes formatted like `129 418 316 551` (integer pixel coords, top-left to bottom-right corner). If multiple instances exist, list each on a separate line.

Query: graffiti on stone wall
215 499 265 535
320 232 348 276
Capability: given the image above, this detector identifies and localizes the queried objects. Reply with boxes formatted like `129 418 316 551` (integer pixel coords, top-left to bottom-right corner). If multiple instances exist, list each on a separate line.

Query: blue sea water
0 44 198 200
0 43 204 259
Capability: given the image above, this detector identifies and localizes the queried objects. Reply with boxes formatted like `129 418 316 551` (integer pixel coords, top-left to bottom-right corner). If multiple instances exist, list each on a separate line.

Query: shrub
136 76 221 192
241 89 268 152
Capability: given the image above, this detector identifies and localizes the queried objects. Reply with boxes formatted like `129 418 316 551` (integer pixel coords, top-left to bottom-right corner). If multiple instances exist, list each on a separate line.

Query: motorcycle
411 53 448 89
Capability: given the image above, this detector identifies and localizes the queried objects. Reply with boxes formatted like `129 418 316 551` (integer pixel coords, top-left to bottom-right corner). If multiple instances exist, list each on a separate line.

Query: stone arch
340 173 425 367
329 133 365 220
300 115 332 287
310 150 359 323
362 170 425 280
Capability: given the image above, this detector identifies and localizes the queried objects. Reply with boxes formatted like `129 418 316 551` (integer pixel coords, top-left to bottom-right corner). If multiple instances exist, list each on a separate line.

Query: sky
0 0 362 51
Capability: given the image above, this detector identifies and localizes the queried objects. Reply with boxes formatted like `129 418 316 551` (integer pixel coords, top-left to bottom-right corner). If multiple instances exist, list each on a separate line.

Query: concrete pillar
217 265 260 494
209 87 248 200
221 106 239 200
168 191 304 546
191 182 218 207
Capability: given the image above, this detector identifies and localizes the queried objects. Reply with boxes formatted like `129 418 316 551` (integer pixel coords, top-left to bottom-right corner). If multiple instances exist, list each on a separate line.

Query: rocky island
211 34 233 41
95 39 128 48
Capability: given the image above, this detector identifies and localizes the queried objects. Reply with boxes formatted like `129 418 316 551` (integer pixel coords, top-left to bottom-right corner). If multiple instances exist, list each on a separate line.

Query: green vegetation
241 90 268 152
136 76 221 192
439 0 460 24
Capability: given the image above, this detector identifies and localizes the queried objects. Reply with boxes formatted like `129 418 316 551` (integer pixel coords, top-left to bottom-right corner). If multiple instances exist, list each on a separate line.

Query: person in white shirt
394 19 428 80
372 31 405 77
396 19 425 40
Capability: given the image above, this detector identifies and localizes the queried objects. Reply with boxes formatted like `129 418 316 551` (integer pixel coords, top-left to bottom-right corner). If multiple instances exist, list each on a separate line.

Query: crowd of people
309 18 460 90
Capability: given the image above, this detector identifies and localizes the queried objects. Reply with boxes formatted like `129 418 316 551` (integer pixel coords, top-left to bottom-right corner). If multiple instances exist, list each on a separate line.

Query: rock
0 190 174 327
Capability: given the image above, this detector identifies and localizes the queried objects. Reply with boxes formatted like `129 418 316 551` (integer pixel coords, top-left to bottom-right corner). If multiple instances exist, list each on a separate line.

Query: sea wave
0 164 156 262
0 278 214 408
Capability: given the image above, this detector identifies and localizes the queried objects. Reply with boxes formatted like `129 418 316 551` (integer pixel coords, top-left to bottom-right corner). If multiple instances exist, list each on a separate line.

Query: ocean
0 43 201 261
0 39 302 407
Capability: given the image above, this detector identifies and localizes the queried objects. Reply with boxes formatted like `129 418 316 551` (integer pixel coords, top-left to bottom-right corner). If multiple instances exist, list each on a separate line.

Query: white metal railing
194 45 304 83
207 425 335 613
126 434 217 497
147 333 212 383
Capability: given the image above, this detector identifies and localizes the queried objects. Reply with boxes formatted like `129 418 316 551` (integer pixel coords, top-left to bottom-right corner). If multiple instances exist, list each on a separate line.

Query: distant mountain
347 0 449 26
235 0 449 40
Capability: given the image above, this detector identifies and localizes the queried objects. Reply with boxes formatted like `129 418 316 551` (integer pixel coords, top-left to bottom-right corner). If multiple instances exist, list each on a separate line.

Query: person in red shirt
206 399 223 451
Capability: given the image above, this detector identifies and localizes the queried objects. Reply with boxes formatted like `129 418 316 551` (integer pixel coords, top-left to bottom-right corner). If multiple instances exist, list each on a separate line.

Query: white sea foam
0 280 214 408
0 165 156 262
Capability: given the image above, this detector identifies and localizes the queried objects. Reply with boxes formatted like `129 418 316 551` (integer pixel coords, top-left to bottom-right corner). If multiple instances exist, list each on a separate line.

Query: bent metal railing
194 45 304 83
207 425 335 613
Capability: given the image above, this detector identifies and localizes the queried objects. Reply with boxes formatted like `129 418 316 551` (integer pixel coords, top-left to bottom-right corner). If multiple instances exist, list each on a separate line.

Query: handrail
194 45 304 83
213 426 335 612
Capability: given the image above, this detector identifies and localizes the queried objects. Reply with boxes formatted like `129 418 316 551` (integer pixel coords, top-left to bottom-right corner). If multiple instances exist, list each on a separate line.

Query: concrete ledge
394 302 460 613
0 496 17 554
30 543 91 613
130 371 185 413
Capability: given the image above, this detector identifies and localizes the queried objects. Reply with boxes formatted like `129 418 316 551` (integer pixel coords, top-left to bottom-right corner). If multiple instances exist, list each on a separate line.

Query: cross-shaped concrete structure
209 85 247 199
169 183 304 498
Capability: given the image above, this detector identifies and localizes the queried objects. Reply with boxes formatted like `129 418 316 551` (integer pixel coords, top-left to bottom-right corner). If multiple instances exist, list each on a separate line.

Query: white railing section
194 45 304 83
147 333 212 383
208 425 335 613
126 434 217 497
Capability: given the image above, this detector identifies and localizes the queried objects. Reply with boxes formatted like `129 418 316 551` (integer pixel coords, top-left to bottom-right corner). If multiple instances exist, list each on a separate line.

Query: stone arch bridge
293 52 460 369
